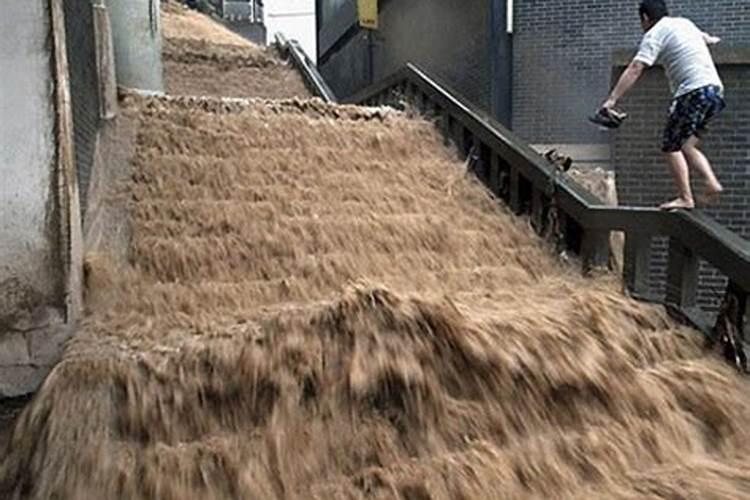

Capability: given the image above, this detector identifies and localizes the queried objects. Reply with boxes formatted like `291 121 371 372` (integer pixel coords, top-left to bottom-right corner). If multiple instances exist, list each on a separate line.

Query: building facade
316 0 750 310
205 0 267 44
316 0 512 126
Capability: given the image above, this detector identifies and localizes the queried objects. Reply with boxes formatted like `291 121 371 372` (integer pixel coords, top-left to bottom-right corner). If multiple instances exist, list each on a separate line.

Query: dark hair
639 0 669 22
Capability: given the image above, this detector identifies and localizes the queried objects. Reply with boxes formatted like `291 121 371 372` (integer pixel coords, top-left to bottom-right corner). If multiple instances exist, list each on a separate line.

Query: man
602 0 724 210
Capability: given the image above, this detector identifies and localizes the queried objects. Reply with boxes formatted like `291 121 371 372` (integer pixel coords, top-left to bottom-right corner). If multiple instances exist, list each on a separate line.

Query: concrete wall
613 50 750 310
0 1 60 317
107 0 164 91
0 0 73 397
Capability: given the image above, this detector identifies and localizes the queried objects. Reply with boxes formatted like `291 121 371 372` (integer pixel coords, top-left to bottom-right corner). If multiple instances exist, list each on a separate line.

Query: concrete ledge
613 46 750 67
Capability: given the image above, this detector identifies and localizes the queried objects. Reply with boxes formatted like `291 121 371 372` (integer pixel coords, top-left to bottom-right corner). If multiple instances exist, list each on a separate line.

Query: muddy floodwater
2 3 750 499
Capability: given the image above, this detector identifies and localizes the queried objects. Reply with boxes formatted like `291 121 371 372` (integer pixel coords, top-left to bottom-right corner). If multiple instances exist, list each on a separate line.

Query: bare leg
682 135 723 203
661 150 695 209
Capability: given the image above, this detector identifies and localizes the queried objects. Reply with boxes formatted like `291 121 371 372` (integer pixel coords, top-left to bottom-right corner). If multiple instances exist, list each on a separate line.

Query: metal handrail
275 33 336 103
345 63 750 322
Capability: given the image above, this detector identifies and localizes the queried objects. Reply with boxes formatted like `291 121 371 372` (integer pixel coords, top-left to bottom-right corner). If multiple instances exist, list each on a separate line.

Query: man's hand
703 33 721 45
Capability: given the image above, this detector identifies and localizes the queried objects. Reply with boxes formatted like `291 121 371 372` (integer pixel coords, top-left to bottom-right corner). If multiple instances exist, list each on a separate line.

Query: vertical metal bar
623 232 652 298
665 237 699 308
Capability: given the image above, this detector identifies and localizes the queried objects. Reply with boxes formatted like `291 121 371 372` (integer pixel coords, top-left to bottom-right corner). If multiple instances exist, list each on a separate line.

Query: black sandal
588 107 628 129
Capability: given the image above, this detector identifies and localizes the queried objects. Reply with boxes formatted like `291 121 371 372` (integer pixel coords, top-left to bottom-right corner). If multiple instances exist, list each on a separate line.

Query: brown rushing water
161 1 310 100
2 4 750 499
2 92 750 500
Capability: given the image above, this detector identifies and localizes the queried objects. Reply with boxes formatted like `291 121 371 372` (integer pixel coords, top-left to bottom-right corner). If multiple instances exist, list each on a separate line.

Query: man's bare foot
698 183 724 205
660 197 695 210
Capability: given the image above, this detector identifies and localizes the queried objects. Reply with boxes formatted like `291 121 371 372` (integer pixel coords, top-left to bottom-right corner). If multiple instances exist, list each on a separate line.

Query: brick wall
513 0 750 145
613 59 750 309
64 0 100 217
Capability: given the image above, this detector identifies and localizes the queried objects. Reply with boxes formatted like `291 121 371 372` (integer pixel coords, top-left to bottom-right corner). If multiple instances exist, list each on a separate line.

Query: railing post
405 82 416 105
440 111 451 146
581 228 609 274
489 154 501 196
424 98 436 118
459 127 472 158
509 167 521 214
531 187 544 233
415 90 425 112
451 124 466 159
665 237 699 308
558 212 572 253
624 232 652 298
728 281 748 340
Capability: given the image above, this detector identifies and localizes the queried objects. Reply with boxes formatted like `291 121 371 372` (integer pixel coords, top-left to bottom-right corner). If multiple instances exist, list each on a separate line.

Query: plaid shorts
662 85 725 153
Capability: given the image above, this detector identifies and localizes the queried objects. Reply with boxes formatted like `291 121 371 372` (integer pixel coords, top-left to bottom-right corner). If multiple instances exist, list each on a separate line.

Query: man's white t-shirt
634 17 723 98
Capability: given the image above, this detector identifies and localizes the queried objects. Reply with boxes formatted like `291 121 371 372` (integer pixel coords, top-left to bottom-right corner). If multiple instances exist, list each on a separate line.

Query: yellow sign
357 0 378 30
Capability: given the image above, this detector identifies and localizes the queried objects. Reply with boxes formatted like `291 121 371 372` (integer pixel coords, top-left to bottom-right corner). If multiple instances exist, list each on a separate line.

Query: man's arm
602 60 648 109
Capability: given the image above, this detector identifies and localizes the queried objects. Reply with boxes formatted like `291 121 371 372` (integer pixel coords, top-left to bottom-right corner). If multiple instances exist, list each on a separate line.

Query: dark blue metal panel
318 0 357 60
489 0 512 127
